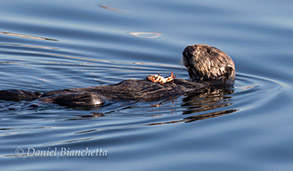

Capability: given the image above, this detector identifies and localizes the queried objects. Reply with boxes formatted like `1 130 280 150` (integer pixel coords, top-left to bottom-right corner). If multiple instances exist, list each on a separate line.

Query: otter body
0 79 206 107
0 45 235 108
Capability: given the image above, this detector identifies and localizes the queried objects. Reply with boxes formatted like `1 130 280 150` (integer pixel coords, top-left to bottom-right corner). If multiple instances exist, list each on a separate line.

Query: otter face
183 44 235 85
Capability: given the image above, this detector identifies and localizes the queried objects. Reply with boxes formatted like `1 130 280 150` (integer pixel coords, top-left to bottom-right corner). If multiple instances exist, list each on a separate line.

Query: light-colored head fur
183 44 235 85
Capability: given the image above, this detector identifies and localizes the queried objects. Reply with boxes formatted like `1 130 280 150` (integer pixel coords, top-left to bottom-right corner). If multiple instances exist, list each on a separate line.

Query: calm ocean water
0 0 293 170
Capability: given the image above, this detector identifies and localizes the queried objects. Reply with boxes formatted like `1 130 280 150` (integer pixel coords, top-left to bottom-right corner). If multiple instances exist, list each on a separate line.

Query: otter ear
225 65 234 80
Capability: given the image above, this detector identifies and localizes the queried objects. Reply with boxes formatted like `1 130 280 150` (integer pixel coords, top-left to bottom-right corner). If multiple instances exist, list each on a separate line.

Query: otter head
183 44 235 85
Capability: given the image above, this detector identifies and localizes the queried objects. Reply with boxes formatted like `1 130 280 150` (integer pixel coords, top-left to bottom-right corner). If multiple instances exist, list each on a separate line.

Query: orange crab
147 72 176 84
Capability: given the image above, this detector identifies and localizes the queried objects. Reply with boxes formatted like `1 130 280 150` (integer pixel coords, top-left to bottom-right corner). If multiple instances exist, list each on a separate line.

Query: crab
147 72 176 84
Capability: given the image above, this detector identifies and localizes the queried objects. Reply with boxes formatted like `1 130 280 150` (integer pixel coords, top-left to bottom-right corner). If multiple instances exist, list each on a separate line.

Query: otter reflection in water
147 88 236 125
0 44 235 109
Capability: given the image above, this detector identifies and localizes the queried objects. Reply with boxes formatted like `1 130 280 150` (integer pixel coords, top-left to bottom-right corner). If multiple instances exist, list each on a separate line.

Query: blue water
0 0 293 170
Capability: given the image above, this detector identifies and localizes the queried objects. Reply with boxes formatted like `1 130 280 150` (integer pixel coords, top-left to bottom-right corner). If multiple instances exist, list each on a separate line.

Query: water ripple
0 31 58 41
1 0 293 170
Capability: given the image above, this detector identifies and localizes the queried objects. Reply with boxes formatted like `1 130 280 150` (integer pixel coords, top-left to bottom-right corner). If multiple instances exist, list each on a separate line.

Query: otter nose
182 45 197 59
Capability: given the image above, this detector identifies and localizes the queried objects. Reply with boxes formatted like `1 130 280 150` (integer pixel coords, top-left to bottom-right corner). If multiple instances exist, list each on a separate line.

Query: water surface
0 0 293 170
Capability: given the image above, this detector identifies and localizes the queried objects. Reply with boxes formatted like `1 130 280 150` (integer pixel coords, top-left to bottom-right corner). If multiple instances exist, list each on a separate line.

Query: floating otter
0 44 235 108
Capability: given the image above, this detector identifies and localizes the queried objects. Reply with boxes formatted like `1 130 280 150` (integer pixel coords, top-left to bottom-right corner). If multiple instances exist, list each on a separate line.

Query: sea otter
0 44 235 108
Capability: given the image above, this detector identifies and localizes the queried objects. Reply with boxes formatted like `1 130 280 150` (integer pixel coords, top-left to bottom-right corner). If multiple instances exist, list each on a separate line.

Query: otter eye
207 47 216 56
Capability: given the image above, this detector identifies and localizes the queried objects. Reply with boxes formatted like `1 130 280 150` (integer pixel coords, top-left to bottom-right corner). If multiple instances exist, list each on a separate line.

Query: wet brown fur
183 44 235 85
0 44 235 108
